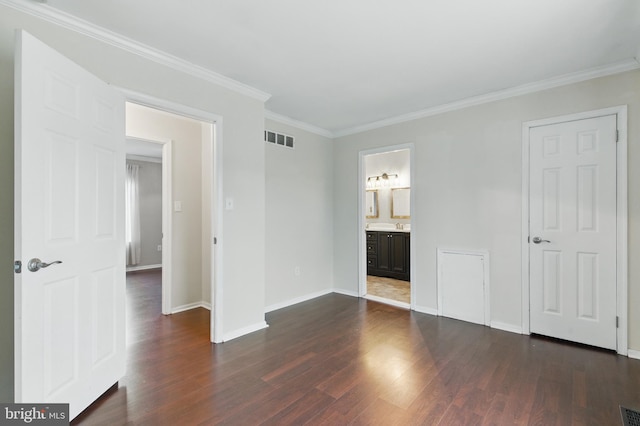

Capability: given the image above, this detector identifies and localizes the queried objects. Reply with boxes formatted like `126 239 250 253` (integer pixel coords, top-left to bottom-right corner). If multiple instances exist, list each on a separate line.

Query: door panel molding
521 105 627 355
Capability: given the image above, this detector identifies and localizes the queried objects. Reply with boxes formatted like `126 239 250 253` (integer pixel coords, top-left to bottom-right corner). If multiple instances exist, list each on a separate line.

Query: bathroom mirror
365 190 378 218
391 187 410 218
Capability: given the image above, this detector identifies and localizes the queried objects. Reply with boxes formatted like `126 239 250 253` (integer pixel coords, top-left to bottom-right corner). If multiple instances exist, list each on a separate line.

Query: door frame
520 105 627 355
358 143 415 310
125 136 173 315
120 88 225 343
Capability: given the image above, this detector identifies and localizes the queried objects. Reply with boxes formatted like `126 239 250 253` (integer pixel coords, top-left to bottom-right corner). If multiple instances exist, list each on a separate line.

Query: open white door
14 30 126 419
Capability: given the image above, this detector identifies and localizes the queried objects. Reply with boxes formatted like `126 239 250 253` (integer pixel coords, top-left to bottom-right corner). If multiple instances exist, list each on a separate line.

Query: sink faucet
396 223 402 230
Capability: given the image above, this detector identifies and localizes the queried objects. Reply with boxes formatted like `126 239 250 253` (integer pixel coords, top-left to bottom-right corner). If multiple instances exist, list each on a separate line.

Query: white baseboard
223 321 269 342
332 288 359 298
627 349 640 360
126 263 162 272
265 289 333 313
171 301 209 314
413 305 438 316
490 321 523 334
364 294 410 310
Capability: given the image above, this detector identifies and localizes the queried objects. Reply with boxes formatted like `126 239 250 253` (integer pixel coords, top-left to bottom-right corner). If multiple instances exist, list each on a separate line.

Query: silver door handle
27 258 62 272
532 237 551 244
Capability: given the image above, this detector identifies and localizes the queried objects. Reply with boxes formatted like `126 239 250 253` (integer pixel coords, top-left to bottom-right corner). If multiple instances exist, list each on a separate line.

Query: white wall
126 158 163 268
365 149 410 226
126 104 206 308
0 4 267 401
265 119 334 309
334 69 640 349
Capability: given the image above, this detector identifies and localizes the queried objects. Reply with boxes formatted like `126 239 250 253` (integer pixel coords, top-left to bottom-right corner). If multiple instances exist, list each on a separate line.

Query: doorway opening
125 135 171 317
124 100 221 342
359 145 414 309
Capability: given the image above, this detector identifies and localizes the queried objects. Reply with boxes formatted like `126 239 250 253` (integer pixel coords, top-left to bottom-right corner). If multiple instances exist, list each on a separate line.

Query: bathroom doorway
359 145 414 309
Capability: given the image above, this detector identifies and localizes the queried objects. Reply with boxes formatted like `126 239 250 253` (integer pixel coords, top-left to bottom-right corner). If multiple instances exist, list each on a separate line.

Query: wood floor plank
72 270 640 425
260 388 335 426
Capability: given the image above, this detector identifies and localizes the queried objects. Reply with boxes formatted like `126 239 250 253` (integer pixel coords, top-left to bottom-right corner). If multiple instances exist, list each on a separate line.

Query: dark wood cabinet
366 231 410 281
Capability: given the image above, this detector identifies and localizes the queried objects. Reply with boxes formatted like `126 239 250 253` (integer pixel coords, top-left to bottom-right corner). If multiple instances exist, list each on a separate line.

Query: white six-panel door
15 30 125 419
529 114 617 350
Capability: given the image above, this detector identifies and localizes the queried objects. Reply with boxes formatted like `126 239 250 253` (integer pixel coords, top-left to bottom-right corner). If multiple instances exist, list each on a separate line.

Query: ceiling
36 0 640 136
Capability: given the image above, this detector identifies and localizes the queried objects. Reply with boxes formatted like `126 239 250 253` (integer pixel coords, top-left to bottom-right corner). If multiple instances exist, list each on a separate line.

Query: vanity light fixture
367 172 398 188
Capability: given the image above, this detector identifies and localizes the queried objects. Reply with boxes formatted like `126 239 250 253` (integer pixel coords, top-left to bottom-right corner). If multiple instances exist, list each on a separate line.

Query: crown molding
8 0 636 139
264 110 333 139
0 0 271 102
333 58 640 138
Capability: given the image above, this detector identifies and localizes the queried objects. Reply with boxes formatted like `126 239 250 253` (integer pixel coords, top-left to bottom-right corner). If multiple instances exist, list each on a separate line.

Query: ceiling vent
265 130 294 149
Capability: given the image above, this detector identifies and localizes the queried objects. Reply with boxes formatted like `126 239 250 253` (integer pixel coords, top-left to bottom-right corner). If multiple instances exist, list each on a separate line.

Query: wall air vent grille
265 130 294 149
620 406 640 426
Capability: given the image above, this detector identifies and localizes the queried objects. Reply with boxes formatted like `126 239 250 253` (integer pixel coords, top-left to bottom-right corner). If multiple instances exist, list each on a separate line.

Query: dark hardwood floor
73 269 640 425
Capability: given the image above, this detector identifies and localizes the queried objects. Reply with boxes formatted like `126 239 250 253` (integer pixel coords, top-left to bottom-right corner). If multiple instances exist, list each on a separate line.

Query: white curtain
125 163 141 266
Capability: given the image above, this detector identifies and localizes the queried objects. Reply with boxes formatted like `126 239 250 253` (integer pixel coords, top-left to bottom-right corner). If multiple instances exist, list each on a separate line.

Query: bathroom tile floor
366 275 410 303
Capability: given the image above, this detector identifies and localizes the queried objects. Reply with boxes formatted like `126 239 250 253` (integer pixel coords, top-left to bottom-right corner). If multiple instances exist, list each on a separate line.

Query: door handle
532 237 551 244
27 258 62 272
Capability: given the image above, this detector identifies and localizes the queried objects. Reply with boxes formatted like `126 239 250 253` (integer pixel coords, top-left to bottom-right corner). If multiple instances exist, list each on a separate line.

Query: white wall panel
264 119 333 308
437 249 489 326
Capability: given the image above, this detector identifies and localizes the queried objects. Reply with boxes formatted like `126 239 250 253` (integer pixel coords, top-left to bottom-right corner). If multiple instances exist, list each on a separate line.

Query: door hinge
616 130 619 142
616 316 619 328
14 260 22 274
213 237 217 245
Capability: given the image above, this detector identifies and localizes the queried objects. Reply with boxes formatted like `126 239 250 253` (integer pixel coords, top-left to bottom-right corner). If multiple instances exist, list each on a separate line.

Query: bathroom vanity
366 229 410 281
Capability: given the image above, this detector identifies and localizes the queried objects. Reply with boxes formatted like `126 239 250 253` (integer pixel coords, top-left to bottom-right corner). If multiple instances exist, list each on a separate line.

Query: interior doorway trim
520 105 628 355
358 143 415 310
119 87 225 344
126 136 173 315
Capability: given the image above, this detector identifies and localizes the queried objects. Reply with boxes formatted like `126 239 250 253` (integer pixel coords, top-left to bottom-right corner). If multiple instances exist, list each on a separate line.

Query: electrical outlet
294 266 300 276
157 245 162 252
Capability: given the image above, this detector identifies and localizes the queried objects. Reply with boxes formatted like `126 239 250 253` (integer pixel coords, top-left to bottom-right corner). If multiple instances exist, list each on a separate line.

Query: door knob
532 237 551 244
27 258 62 272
